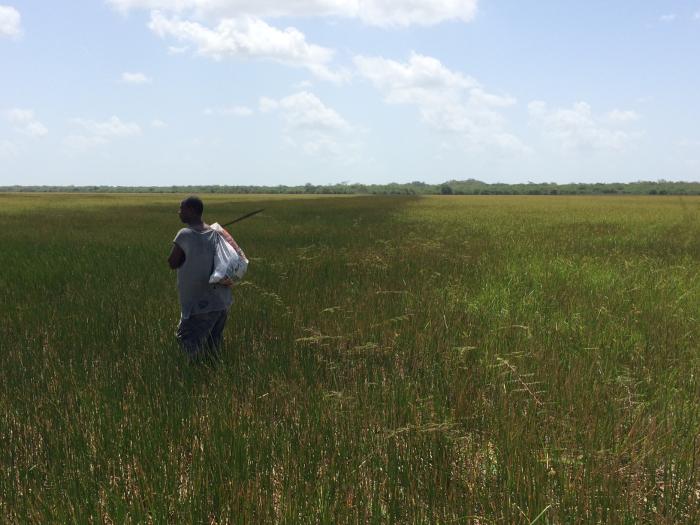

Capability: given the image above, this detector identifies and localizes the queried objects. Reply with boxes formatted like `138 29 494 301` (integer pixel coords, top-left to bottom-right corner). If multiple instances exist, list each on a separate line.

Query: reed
1 193 698 523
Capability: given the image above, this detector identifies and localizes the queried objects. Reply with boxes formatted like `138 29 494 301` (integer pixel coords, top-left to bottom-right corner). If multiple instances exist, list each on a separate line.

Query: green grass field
1 193 699 523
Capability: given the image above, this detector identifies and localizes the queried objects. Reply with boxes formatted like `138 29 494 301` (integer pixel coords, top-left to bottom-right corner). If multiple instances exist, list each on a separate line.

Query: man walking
168 196 232 360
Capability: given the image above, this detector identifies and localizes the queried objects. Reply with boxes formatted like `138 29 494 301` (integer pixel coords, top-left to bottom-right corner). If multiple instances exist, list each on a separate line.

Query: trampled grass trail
1 194 699 523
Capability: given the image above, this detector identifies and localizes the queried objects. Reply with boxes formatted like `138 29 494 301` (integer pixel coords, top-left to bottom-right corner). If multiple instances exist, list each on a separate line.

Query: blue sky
1 0 699 186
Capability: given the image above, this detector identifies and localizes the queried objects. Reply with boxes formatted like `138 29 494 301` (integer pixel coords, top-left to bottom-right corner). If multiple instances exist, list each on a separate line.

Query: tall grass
1 194 699 523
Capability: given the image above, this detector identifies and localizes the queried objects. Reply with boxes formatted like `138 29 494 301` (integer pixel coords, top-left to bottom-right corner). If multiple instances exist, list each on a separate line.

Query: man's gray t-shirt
173 227 232 319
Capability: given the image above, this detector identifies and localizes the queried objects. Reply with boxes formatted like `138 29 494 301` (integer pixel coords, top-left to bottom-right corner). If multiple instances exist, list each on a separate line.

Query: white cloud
607 109 640 123
72 116 142 137
354 53 526 153
6 108 32 122
111 2 478 85
679 138 700 148
204 105 253 116
65 116 142 151
5 108 48 137
121 72 152 84
354 53 476 104
108 0 478 27
660 13 676 22
168 45 189 54
262 91 350 131
0 5 21 38
259 96 279 113
292 79 313 90
22 121 48 137
358 0 477 27
151 119 167 127
260 90 358 159
148 11 347 82
228 106 253 116
63 135 109 151
0 139 18 158
529 101 639 152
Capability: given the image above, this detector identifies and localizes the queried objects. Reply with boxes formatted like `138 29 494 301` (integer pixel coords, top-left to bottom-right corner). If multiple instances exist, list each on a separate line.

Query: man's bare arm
168 243 185 269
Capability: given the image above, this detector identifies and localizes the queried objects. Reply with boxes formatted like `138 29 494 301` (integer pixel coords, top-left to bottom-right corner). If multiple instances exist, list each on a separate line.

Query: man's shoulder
173 227 193 244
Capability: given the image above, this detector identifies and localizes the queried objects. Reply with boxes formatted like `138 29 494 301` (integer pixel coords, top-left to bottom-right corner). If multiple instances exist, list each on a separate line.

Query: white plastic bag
209 222 249 284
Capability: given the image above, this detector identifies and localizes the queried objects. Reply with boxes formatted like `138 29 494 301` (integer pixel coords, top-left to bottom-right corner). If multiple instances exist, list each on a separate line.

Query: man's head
179 196 204 224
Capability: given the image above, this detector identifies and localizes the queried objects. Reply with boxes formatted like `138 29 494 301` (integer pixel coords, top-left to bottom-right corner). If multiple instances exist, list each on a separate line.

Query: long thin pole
221 209 264 228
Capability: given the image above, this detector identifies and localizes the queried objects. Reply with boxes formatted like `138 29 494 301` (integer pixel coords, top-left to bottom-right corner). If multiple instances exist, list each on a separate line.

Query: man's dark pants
176 309 228 360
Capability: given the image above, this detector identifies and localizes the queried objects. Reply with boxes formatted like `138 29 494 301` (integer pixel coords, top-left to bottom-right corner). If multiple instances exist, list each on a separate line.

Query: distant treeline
3 179 700 195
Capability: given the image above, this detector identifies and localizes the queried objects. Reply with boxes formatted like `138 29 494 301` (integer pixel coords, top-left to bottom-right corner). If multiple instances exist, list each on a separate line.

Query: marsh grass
1 194 699 523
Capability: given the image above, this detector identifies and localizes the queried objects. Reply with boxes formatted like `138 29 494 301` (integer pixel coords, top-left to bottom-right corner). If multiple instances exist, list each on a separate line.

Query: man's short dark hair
182 196 204 216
